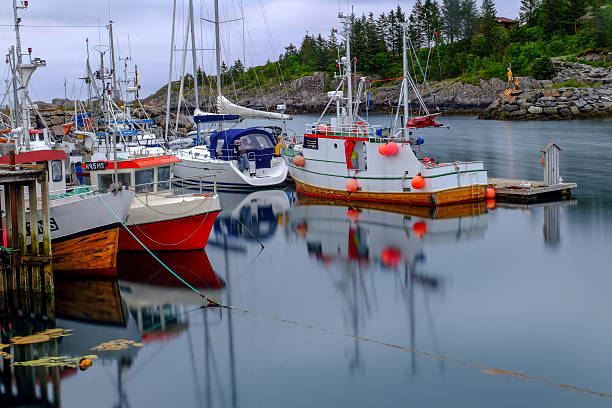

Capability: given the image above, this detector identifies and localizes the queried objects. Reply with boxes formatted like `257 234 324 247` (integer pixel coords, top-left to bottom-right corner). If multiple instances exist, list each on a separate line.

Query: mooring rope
98 194 220 306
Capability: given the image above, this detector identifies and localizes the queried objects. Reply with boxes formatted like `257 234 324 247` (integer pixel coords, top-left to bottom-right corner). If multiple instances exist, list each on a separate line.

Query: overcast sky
0 0 521 102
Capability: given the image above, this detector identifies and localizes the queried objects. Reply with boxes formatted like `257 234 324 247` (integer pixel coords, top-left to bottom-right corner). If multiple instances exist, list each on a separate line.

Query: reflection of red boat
117 250 224 289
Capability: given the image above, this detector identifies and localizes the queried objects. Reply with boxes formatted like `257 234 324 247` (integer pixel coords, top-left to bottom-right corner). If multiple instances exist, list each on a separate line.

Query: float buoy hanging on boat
346 178 359 192
386 141 399 156
378 143 387 156
485 187 496 199
293 155 305 167
541 155 545 167
411 175 425 189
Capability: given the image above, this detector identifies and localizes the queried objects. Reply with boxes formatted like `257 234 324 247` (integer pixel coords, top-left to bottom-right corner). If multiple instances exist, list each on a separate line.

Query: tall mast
339 12 352 123
9 47 20 130
13 0 27 146
164 0 177 141
189 0 199 110
402 24 409 138
214 0 222 98
109 21 119 101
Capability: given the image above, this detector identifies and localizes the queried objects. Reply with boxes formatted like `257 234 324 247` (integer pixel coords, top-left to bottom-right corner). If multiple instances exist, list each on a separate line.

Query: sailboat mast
214 0 222 98
9 47 20 130
189 0 199 110
164 0 177 141
402 24 409 137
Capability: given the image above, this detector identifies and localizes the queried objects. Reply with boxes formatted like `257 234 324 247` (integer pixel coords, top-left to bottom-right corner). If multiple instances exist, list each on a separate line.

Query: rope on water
98 194 221 307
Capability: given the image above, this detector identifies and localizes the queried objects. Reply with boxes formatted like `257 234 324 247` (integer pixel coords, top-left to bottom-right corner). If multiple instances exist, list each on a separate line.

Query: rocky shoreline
30 59 611 136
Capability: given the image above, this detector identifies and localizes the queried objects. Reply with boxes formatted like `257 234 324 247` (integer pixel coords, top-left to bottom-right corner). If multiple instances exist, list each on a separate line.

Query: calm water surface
2 116 612 407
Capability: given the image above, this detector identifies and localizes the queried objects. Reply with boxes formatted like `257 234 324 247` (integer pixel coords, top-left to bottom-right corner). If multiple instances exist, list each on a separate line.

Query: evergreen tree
563 0 589 34
391 5 407 55
460 0 478 41
420 0 441 47
408 0 424 48
519 0 541 27
540 0 563 36
442 0 462 43
479 0 497 38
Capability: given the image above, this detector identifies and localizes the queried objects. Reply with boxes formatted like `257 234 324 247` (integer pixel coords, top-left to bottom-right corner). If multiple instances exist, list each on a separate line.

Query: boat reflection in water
208 189 293 247
288 196 489 371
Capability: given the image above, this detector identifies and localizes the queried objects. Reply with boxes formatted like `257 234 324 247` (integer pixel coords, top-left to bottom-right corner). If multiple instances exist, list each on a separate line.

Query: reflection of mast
223 235 238 408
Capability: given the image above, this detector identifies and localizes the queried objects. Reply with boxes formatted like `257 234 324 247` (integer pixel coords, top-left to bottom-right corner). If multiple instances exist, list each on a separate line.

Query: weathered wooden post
541 143 562 186
29 181 41 292
40 171 53 295
17 185 28 292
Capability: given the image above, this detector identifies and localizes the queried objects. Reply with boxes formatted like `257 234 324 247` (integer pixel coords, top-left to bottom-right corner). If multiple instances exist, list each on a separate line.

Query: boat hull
294 178 487 206
53 226 121 275
119 211 220 251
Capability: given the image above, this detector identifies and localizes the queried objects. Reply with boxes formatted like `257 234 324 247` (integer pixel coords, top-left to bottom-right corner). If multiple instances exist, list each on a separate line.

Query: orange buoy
486 199 496 210
296 223 308 236
293 155 305 167
346 178 359 192
411 175 425 189
381 247 402 267
412 221 427 238
541 155 545 167
386 141 399 156
485 187 496 199
378 143 387 155
347 208 360 223
79 358 93 371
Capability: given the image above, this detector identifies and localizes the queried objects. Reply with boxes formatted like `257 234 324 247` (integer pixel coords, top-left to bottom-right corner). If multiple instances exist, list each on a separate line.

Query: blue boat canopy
193 114 240 124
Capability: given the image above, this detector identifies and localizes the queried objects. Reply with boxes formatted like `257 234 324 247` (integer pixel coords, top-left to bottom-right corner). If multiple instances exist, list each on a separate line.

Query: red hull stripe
119 211 219 251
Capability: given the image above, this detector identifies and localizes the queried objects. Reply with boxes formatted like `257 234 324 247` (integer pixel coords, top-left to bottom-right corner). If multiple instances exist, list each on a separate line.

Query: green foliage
530 57 556 79
228 1 610 91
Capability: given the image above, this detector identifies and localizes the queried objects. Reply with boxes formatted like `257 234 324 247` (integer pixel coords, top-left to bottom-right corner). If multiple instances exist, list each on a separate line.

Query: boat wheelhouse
174 127 288 190
85 155 221 251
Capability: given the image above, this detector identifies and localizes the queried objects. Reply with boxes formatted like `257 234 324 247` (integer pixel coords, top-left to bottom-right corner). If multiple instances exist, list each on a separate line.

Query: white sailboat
170 0 291 190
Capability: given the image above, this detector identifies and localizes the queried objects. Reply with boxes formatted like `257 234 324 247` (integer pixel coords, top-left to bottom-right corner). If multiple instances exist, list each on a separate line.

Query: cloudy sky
0 0 521 102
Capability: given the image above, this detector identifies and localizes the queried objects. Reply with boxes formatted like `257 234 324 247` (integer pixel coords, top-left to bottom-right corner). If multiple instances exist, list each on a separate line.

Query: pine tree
442 0 462 43
564 0 589 34
459 0 478 41
519 0 540 27
479 0 497 38
408 0 424 49
420 0 441 47
540 0 563 36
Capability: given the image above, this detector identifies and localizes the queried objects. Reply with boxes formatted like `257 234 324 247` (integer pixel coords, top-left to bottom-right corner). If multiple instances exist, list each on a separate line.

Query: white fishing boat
281 13 489 206
169 0 291 190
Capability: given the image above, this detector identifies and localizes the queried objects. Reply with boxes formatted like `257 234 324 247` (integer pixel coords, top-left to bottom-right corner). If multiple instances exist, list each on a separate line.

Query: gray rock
572 99 587 107
540 96 556 102
528 106 543 114
582 104 593 112
570 106 579 115
509 108 527 117
558 108 571 116
540 80 553 88
543 107 558 114
502 104 519 112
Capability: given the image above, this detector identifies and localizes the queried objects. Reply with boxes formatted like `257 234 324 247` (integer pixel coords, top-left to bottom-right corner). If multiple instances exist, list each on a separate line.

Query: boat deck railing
130 174 217 204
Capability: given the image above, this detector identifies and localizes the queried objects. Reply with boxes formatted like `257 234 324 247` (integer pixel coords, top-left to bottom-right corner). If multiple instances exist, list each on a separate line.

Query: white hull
174 147 288 190
126 192 221 226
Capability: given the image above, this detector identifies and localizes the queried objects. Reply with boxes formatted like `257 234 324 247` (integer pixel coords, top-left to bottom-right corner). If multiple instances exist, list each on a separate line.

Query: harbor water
2 116 612 407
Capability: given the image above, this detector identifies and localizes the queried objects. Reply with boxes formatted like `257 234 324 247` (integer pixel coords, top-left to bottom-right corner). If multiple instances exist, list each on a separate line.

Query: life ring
63 123 75 137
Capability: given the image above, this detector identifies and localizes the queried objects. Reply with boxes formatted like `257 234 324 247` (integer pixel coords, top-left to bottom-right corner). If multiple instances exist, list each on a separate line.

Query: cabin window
98 173 131 192
51 160 63 182
98 174 113 192
135 168 154 192
239 133 273 150
157 166 170 191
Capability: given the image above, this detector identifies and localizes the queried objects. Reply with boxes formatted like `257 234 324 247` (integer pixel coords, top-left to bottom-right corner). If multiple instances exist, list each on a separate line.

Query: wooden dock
0 149 53 294
489 178 577 203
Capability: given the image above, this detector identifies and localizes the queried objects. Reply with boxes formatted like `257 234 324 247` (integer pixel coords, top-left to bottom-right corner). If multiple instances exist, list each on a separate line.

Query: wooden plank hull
294 179 487 206
52 227 120 275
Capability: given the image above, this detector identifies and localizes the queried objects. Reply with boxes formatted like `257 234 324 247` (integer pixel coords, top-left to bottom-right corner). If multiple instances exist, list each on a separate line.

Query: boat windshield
239 133 273 150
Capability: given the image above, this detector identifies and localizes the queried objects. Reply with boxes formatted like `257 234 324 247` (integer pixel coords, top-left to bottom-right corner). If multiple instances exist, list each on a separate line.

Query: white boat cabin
83 155 179 193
